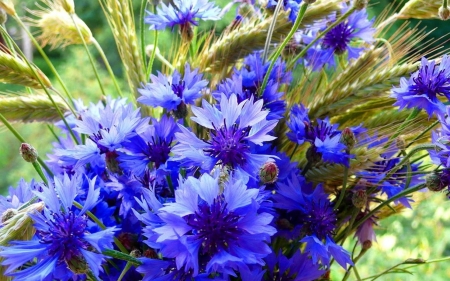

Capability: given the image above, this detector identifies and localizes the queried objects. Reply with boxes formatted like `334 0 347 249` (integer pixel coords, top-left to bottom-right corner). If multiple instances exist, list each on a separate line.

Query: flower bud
20 143 38 163
340 128 357 149
353 0 368 10
0 8 7 25
173 101 188 119
404 258 426 264
259 161 279 184
439 6 450 20
352 189 367 209
426 172 445 192
362 240 372 250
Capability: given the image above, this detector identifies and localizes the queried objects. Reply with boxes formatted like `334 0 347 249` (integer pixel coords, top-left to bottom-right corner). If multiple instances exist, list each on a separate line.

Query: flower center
411 65 449 99
322 22 353 54
146 137 172 168
171 81 186 98
204 122 251 167
38 212 89 262
186 199 241 256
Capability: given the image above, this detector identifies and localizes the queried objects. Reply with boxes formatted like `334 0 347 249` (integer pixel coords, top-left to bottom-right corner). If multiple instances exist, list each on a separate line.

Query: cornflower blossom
0 174 118 280
54 99 149 173
172 94 278 177
392 55 450 117
215 52 291 120
0 179 36 215
304 4 375 70
118 115 179 177
136 174 276 277
267 0 301 23
145 0 222 31
273 173 353 269
138 64 208 117
287 104 351 166
264 250 325 281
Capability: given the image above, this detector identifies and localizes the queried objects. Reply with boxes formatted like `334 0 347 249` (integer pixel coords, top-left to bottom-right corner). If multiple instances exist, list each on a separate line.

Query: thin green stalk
102 249 142 265
260 3 309 96
70 14 106 98
147 29 159 78
13 16 75 106
262 0 284 63
335 151 350 210
339 208 358 246
0 112 52 176
0 25 80 145
353 265 362 281
289 144 299 159
287 6 357 70
73 201 129 254
140 0 148 67
342 248 369 281
117 262 133 281
92 38 123 97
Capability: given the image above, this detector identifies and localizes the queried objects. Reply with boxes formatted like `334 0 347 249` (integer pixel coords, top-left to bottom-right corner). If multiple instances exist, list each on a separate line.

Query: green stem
353 265 362 281
262 0 284 63
342 248 369 281
117 262 133 281
69 14 106 98
289 144 299 159
335 152 350 210
259 3 310 96
147 31 159 79
91 38 123 97
13 16 75 107
73 201 128 254
140 0 148 69
287 7 357 70
0 113 52 176
444 0 448 9
340 208 358 245
102 249 142 265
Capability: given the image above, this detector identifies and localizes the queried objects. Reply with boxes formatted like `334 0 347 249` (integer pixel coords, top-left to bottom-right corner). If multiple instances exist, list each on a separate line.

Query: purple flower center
410 64 450 100
186 199 241 256
204 122 251 167
322 22 354 54
145 137 172 168
171 81 186 98
38 212 89 262
305 121 339 142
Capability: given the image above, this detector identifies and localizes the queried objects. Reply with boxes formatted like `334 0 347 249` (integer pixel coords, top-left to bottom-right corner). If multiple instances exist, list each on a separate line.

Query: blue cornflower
0 174 118 280
273 173 353 269
139 174 276 276
55 98 149 174
138 64 208 117
119 115 179 176
287 104 351 167
0 179 36 215
145 0 222 31
392 55 450 117
267 0 301 23
172 94 278 177
305 4 375 70
265 250 325 281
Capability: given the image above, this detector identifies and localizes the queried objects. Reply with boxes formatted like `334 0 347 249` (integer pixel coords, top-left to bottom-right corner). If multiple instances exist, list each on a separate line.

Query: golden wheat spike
0 94 68 122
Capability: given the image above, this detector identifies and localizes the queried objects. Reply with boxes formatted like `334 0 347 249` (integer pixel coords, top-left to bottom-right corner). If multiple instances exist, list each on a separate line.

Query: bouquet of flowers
0 0 448 280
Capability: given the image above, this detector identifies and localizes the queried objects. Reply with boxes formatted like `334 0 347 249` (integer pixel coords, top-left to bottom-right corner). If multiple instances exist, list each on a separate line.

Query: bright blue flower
119 115 179 176
138 64 208 114
273 173 353 269
267 0 301 23
392 55 450 117
305 4 375 70
172 94 278 177
265 250 325 281
0 174 118 280
0 179 36 215
287 104 352 166
139 174 276 276
145 0 222 31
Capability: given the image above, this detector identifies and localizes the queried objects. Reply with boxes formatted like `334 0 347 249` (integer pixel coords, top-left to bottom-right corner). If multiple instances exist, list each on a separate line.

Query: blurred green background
1 0 450 280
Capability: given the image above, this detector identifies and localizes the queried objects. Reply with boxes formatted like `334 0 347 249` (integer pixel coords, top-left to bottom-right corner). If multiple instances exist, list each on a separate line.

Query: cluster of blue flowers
1 0 448 280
